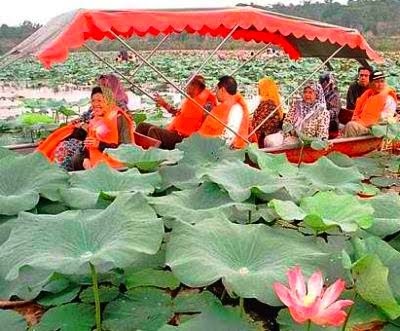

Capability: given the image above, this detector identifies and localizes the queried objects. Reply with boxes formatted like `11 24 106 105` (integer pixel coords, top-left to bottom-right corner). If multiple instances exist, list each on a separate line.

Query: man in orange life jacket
343 71 397 137
136 75 216 149
198 76 250 149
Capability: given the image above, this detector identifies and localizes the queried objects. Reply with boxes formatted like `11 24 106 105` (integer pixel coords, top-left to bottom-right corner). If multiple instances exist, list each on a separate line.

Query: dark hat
371 71 387 81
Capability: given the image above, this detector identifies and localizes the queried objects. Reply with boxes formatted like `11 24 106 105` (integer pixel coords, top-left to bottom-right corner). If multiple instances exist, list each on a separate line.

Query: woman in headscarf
319 72 341 137
37 74 134 170
283 81 330 143
251 77 284 147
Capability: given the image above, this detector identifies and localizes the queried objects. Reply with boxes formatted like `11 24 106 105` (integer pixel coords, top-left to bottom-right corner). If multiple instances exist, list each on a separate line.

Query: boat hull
261 136 382 163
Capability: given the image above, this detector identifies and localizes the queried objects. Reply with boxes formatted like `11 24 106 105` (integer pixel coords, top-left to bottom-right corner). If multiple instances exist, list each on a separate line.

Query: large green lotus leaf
125 268 180 290
268 199 306 221
370 176 400 188
32 303 95 331
104 288 222 331
106 144 183 172
300 192 374 233
364 194 400 237
299 157 364 193
0 310 27 331
176 134 245 167
363 236 400 301
159 163 201 190
246 144 298 176
79 285 120 303
205 160 312 202
60 163 161 209
0 153 68 215
0 266 54 300
352 254 400 319
353 156 386 178
149 182 257 224
0 146 18 160
38 285 81 306
0 193 164 280
326 151 355 168
166 217 329 305
158 304 261 331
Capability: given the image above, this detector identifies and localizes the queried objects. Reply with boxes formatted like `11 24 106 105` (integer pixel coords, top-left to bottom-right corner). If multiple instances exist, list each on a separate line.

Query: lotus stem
307 320 312 331
90 263 102 331
341 292 357 331
239 297 245 317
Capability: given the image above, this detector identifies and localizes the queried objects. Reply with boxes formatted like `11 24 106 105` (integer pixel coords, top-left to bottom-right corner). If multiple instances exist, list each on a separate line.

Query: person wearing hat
343 71 397 137
136 75 217 149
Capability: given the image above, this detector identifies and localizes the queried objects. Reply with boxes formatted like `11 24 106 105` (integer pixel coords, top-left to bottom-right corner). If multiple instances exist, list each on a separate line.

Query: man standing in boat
343 71 397 137
198 76 250 148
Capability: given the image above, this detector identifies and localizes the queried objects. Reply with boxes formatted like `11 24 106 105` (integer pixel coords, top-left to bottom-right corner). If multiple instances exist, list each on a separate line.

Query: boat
0 5 386 162
262 135 383 163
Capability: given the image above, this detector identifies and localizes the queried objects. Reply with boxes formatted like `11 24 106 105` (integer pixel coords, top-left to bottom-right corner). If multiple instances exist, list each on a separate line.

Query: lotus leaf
0 153 68 215
370 176 400 188
149 182 257 224
268 199 306 221
364 194 400 237
38 285 81 306
106 144 183 171
103 287 220 331
352 254 400 319
0 146 18 160
60 163 160 209
158 304 260 331
79 285 120 303
166 217 329 305
33 303 95 331
125 268 180 290
0 310 27 331
299 156 364 193
0 193 164 279
300 192 374 233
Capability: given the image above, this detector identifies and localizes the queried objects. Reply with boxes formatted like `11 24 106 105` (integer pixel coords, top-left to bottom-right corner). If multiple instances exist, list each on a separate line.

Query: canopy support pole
109 31 250 144
184 24 239 88
130 34 170 76
249 45 345 138
229 43 271 76
83 44 157 102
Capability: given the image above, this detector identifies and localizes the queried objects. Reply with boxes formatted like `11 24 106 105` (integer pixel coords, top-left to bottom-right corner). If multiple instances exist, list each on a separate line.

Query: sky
0 0 347 26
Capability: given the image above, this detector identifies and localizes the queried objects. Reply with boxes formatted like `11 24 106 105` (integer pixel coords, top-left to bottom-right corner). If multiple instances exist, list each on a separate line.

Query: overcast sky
1 0 347 25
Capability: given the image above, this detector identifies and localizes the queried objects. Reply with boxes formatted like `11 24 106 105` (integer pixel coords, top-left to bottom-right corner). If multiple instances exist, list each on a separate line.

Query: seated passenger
346 66 372 111
319 72 341 137
283 81 330 143
37 76 135 170
343 71 397 137
136 75 216 150
251 77 283 147
198 75 249 148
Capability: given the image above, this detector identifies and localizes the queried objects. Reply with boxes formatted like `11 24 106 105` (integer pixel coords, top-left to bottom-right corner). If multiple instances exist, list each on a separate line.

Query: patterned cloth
251 100 282 144
284 81 330 140
54 138 84 171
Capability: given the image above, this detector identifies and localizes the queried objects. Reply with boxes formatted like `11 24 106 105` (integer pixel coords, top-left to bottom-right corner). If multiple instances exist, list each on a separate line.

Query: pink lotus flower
273 266 353 326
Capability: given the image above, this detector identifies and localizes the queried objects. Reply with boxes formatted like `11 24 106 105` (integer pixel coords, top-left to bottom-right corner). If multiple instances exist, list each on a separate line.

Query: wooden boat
262 135 383 163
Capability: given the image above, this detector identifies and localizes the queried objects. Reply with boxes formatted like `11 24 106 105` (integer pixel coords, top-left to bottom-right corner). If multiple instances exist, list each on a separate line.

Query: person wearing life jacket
37 75 135 170
198 75 250 149
343 71 398 137
136 75 217 149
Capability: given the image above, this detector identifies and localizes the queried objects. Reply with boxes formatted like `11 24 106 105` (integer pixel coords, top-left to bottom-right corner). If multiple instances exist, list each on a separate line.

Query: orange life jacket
198 94 250 149
352 87 398 127
86 107 135 169
168 89 217 137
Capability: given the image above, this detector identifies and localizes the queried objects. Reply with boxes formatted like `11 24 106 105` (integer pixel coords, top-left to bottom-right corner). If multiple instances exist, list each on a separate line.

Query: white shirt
381 95 397 120
221 104 243 146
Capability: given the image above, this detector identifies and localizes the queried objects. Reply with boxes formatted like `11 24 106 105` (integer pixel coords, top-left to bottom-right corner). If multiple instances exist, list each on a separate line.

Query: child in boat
37 75 135 170
136 75 217 150
282 81 330 144
319 72 341 138
251 77 283 147
343 71 397 137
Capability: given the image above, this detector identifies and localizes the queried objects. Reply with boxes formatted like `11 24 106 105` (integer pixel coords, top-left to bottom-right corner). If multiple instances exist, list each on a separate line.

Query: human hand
83 158 91 169
154 93 169 109
84 137 100 149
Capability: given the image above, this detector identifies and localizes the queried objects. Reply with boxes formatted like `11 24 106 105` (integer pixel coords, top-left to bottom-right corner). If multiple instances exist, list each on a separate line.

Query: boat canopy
3 5 383 68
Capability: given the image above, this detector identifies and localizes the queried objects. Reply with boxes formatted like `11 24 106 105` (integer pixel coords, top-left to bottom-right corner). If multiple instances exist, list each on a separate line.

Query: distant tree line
0 0 399 55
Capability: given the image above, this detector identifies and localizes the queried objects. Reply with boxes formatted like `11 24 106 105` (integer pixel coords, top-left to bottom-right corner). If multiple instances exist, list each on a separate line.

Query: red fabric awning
5 6 383 68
